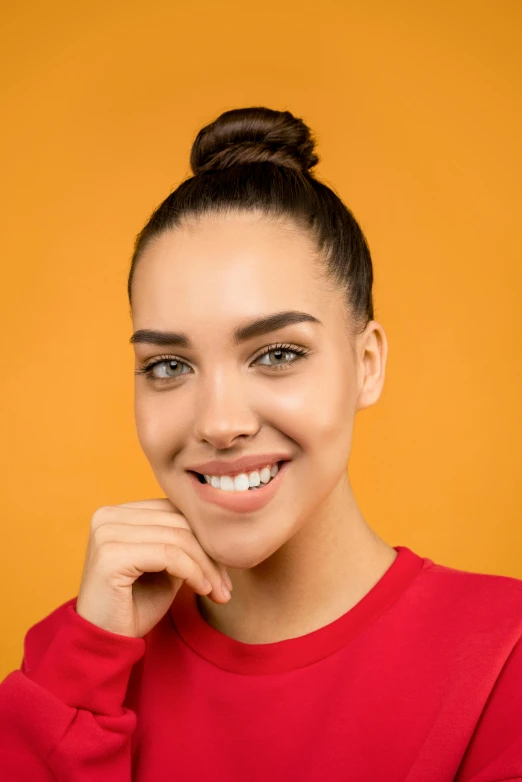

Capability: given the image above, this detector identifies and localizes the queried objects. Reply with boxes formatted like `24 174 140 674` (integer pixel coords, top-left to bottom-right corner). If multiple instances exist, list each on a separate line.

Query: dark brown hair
127 107 374 335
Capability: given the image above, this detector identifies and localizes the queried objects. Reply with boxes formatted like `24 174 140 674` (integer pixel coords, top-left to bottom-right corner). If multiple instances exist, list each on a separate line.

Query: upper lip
186 453 291 476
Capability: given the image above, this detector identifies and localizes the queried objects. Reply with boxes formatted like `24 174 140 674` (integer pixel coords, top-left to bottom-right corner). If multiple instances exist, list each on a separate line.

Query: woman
1 107 521 781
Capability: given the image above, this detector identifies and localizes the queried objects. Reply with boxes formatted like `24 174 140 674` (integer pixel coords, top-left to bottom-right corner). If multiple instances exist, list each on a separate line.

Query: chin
203 523 300 572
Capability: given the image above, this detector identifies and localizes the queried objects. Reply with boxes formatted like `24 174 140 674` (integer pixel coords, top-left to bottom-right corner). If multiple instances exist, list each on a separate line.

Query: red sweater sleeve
456 635 522 781
0 598 145 781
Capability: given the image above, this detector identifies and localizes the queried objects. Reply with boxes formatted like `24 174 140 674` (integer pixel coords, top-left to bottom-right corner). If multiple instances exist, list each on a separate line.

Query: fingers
92 504 191 532
95 540 213 596
117 497 180 513
99 504 232 588
91 507 230 602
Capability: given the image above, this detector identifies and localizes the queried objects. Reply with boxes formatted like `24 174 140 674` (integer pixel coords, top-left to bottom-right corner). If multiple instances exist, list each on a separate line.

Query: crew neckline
169 545 430 675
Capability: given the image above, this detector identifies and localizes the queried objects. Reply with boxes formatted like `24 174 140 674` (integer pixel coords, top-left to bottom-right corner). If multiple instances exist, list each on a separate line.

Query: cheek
262 364 355 453
134 392 187 462
133 357 356 465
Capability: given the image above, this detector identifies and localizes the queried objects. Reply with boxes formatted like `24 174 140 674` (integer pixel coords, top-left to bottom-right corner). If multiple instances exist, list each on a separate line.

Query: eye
134 356 191 384
253 343 309 369
134 343 310 385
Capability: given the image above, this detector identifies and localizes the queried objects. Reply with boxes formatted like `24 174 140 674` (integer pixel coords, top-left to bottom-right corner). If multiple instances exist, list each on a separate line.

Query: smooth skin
77 209 397 641
76 498 232 637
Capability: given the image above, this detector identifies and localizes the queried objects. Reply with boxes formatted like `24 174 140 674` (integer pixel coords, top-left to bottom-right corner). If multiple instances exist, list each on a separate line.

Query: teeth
220 476 235 492
203 462 280 492
248 470 261 488
233 474 250 492
259 467 271 484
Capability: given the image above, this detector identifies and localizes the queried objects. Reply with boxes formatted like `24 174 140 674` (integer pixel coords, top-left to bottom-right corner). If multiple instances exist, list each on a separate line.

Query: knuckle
91 521 117 545
162 541 180 561
171 526 193 541
164 543 194 577
90 505 114 531
90 527 102 547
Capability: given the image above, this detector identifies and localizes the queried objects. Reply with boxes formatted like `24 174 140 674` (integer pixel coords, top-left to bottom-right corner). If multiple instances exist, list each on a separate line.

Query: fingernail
224 571 233 591
221 582 231 599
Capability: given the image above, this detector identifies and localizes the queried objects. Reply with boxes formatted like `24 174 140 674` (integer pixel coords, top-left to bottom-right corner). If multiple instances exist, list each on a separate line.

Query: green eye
255 348 300 366
135 342 310 385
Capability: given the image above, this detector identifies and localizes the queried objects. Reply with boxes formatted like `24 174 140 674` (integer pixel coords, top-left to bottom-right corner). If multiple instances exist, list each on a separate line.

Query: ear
355 320 388 412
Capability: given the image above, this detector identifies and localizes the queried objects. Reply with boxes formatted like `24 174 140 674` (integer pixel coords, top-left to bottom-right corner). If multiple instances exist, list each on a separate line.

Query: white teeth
202 462 281 492
248 470 261 487
233 473 250 492
259 466 271 484
220 476 235 492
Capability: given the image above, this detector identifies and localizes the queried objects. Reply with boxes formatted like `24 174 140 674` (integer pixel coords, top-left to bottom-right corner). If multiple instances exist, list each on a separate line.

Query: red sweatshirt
1 544 522 781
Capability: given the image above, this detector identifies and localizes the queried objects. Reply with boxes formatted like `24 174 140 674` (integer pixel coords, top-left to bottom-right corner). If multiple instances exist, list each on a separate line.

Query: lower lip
187 461 290 513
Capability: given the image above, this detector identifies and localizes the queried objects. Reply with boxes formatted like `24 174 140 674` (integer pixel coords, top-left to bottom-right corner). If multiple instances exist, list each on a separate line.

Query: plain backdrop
1 0 521 677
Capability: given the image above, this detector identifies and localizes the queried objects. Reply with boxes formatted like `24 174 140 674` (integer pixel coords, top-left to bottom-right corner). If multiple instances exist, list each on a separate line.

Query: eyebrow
129 310 322 348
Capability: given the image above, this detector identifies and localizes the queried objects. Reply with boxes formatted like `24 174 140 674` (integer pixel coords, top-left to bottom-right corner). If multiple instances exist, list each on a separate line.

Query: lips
187 459 290 513
186 452 292 477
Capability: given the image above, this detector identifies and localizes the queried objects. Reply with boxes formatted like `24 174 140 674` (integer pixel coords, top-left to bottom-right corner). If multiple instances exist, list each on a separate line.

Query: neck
197 474 397 644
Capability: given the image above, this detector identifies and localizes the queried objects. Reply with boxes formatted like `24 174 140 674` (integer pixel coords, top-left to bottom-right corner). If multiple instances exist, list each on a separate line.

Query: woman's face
130 211 385 569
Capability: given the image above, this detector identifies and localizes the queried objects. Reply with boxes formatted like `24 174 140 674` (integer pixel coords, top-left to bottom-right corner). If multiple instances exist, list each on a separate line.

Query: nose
193 369 260 449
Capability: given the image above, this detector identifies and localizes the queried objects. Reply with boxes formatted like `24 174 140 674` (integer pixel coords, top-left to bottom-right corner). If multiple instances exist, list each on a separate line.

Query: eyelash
134 343 310 385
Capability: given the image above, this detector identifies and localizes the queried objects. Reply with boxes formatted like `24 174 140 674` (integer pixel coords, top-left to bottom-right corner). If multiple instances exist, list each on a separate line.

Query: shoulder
419 557 522 645
455 623 522 779
422 557 522 602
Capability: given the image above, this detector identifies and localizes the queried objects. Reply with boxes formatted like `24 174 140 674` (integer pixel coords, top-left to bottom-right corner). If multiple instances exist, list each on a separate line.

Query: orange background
1 0 521 677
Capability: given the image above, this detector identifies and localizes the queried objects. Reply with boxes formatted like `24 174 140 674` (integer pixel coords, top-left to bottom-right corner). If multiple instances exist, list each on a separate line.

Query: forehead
131 211 338 328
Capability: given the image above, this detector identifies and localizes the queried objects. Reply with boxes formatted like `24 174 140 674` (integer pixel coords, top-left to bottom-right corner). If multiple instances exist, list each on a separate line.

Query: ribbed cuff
27 604 145 715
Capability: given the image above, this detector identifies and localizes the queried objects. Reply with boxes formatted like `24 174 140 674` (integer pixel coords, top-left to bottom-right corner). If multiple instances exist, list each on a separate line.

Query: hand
75 497 232 638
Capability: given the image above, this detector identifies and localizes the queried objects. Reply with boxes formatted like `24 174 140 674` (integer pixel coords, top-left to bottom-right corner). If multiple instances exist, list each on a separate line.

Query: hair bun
190 107 319 177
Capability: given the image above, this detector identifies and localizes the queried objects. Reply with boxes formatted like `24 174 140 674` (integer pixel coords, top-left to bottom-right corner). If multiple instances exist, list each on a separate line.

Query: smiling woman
1 107 522 782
